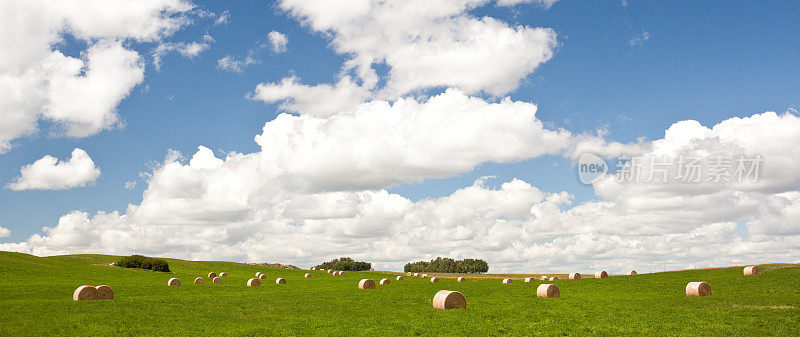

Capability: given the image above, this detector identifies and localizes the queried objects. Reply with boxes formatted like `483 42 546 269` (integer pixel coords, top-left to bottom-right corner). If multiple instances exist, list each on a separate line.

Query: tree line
315 257 372 271
403 257 489 273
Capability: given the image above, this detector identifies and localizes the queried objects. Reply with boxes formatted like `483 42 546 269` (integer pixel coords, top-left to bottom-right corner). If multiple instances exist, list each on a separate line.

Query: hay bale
744 266 760 276
421 274 428 278
327 269 333 273
539 275 548 280
432 290 466 310
595 271 608 279
406 272 412 276
502 278 513 284
73 285 98 301
213 277 222 284
168 278 181 286
259 273 267 279
627 270 637 276
208 272 217 279
537 284 560 298
194 277 204 284
247 278 261 287
338 271 345 276
276 278 286 284
430 277 439 283
304 273 311 278
379 278 391 285
255 272 262 278
549 276 558 281
96 285 114 300
457 277 465 282
524 277 534 283
396 276 404 281
686 282 712 297
220 272 228 277
569 273 581 280
413 273 419 277
358 279 375 289
311 267 316 270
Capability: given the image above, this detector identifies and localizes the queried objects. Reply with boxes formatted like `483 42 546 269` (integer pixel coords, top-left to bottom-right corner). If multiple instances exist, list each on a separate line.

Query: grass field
1 251 798 336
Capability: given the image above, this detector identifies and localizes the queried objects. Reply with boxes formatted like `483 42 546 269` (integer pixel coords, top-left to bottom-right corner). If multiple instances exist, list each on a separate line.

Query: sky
1 0 799 273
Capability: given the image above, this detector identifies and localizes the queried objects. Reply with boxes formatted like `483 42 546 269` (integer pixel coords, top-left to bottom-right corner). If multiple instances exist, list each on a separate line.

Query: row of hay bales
73 285 114 301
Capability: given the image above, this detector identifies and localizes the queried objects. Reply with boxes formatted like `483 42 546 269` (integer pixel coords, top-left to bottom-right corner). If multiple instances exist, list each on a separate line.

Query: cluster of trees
115 255 170 272
404 257 489 273
314 257 371 271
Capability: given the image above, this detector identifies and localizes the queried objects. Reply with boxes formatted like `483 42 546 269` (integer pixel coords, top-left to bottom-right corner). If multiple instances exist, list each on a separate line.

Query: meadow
1 251 798 336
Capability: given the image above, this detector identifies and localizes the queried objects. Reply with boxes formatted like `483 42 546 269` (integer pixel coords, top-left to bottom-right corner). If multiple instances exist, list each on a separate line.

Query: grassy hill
1 251 798 335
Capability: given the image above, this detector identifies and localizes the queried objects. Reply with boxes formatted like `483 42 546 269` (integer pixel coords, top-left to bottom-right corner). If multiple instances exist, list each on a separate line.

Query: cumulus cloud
0 226 9 238
267 31 288 53
217 54 259 73
152 34 215 70
7 148 101 191
0 0 196 152
255 0 557 115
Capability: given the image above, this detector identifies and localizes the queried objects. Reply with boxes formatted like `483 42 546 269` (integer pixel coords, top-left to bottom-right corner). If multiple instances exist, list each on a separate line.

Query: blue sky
1 0 799 272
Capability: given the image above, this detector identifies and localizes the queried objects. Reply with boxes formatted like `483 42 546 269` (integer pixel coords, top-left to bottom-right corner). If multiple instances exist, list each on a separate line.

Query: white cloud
5 111 800 273
496 0 559 8
217 54 259 73
125 181 136 190
0 0 196 152
7 148 101 191
256 0 558 113
268 31 288 53
214 10 230 25
629 31 650 47
252 76 371 116
0 226 9 238
152 35 215 70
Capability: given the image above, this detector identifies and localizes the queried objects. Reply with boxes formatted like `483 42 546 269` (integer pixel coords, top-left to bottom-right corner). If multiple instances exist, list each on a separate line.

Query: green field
1 251 798 336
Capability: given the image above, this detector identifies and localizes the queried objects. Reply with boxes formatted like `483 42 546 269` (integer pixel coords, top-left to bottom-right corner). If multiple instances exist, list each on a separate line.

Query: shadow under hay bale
432 290 466 310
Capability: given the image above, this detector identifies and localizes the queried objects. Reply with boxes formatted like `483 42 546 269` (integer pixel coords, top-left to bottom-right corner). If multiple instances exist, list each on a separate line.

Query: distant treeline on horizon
404 257 489 273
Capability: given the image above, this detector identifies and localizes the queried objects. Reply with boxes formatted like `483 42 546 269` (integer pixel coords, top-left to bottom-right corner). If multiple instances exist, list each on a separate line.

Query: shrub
314 257 371 271
115 255 171 272
403 257 489 274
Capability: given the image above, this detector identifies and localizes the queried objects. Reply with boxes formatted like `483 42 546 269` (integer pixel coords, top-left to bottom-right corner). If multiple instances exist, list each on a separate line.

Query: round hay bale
413 273 419 277
627 270 637 276
304 273 311 278
569 273 581 280
379 278 390 285
327 269 333 273
537 284 560 298
258 273 267 279
502 278 513 284
73 285 98 301
524 277 534 283
208 272 217 279
338 271 345 276
247 278 261 287
311 267 316 270
220 272 228 277
432 290 466 310
194 277 204 284
96 285 114 300
406 272 412 276
421 274 428 278
358 279 375 289
168 278 181 286
743 266 760 276
430 277 439 283
457 277 465 282
539 275 548 280
396 276 404 281
255 272 262 278
595 271 608 279
213 277 222 284
276 278 286 284
549 276 558 281
686 282 712 297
